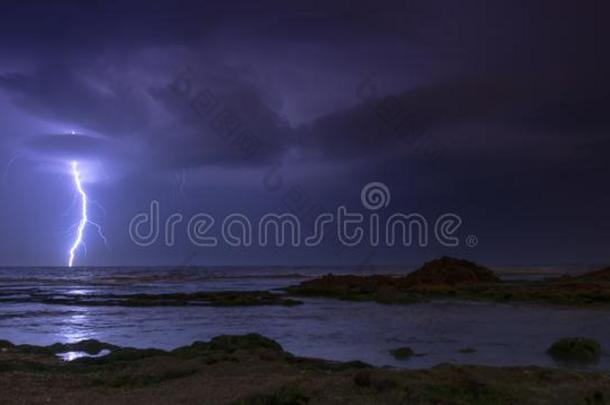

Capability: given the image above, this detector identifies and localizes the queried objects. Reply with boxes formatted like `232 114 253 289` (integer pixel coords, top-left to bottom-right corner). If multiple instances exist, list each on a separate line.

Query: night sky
0 0 608 267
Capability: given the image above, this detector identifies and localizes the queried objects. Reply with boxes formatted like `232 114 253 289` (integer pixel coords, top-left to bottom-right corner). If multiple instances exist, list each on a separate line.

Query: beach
1 260 610 403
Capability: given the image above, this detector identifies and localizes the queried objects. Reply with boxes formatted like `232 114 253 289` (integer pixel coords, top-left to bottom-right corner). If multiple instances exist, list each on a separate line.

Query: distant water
0 266 608 370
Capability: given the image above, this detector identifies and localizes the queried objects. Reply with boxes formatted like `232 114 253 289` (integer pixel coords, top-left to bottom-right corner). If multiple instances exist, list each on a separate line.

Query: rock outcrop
402 256 500 286
577 266 610 282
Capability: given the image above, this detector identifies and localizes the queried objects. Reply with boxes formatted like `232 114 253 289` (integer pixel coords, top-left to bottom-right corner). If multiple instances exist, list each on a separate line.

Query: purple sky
0 0 608 267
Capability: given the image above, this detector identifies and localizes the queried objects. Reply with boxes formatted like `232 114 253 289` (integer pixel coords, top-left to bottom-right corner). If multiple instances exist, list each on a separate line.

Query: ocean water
0 266 609 370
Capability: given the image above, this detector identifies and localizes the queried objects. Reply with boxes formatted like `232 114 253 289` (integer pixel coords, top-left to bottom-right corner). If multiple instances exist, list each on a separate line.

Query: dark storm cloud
297 68 610 162
4 61 608 172
148 72 292 168
0 0 609 266
0 59 292 171
0 0 414 58
0 0 433 172
0 64 152 136
1 0 607 172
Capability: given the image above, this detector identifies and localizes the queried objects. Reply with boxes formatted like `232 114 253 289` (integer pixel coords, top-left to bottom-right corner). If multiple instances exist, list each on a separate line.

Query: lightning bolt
68 161 87 267
67 160 107 267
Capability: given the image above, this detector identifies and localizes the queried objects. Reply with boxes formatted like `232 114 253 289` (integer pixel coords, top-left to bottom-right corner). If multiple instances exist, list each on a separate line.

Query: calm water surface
0 267 608 370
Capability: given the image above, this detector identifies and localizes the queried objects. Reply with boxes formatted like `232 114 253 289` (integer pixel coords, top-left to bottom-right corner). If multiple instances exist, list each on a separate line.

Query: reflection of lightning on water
67 160 107 267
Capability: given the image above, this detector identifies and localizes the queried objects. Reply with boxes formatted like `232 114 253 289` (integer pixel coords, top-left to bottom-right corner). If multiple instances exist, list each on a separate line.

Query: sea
0 265 609 369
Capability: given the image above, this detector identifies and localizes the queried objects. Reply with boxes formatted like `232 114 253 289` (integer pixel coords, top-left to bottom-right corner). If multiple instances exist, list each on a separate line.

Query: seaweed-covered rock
48 339 118 355
353 370 372 387
2 335 610 404
577 267 610 282
208 333 284 353
403 257 500 286
234 385 309 405
547 337 602 364
289 274 397 299
287 257 499 304
287 258 610 306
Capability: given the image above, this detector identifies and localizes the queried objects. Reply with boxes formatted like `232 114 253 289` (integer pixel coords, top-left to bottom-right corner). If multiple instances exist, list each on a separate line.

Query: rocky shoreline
2 257 609 309
286 257 610 306
0 334 609 404
2 259 609 403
